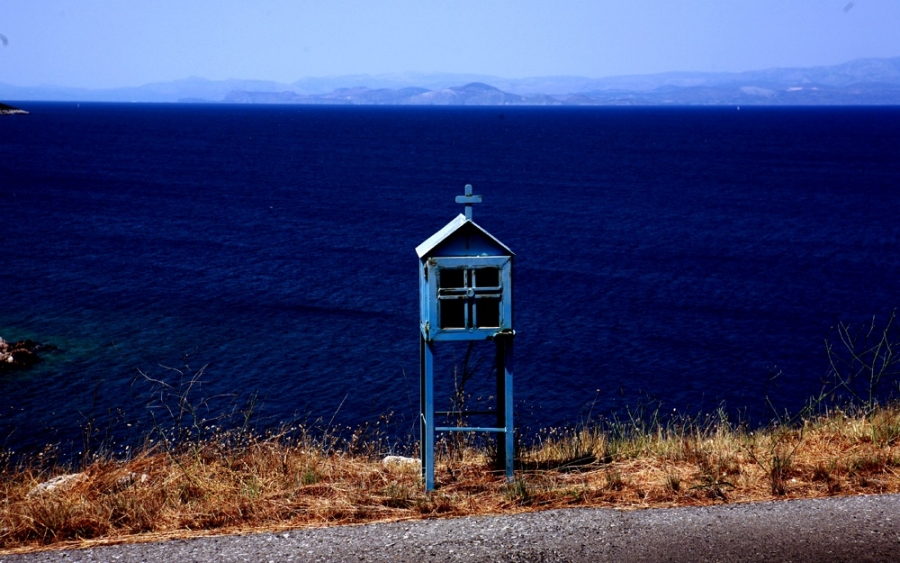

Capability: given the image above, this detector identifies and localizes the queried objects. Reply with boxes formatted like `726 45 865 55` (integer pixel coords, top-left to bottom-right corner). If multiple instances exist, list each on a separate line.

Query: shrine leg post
495 335 514 481
420 335 436 490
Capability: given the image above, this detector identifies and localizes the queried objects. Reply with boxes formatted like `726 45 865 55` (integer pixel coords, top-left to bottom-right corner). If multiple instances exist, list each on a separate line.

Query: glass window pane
476 298 501 328
474 268 499 288
440 269 465 289
440 299 466 329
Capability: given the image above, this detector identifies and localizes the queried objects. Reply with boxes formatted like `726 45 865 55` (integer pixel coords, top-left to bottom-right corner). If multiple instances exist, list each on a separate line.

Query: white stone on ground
382 456 420 468
27 473 88 497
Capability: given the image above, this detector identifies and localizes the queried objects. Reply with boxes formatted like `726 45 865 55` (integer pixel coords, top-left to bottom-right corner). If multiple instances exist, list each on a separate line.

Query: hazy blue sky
2 0 898 89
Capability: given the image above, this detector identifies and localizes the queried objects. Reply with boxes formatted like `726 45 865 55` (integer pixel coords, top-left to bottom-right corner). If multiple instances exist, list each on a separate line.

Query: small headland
0 102 29 115
0 337 57 372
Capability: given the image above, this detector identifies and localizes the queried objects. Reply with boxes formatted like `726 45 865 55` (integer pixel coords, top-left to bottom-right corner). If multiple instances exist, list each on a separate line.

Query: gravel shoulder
3 494 899 563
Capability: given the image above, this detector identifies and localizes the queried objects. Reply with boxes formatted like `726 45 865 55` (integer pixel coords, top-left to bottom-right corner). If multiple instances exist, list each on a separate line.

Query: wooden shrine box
416 213 514 343
415 185 516 490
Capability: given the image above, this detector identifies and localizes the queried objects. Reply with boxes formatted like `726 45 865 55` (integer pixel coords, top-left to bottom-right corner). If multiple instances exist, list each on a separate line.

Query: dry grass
2 405 899 555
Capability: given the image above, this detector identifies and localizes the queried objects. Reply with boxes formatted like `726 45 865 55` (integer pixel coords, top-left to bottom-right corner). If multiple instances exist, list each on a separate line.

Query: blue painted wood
454 183 482 220
415 214 513 259
419 336 436 490
420 256 512 342
417 185 515 490
499 335 515 479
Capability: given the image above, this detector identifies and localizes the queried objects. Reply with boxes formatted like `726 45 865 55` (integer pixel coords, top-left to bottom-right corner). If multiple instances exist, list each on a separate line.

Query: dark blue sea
2 103 899 457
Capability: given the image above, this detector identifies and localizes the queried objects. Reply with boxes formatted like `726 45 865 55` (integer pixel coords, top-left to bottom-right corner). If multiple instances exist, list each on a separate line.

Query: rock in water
0 338 57 372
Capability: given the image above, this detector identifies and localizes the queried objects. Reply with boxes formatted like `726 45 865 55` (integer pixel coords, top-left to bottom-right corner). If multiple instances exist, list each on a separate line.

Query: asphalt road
3 494 898 563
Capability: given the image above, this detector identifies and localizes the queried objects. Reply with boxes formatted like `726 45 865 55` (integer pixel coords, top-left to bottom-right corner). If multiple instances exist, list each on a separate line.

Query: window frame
422 256 512 342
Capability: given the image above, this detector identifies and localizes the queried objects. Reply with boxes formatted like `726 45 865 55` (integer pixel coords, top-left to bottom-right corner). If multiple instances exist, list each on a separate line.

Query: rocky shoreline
0 337 56 371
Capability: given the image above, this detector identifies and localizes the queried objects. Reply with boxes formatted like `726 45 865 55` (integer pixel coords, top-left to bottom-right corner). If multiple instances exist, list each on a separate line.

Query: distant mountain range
3 57 900 106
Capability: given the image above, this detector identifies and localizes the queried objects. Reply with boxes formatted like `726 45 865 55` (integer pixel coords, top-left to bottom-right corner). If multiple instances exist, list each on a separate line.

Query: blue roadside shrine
415 184 515 490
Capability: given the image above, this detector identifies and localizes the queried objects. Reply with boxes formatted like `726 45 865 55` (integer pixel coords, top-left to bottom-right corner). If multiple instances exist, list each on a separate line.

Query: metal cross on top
455 184 482 220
